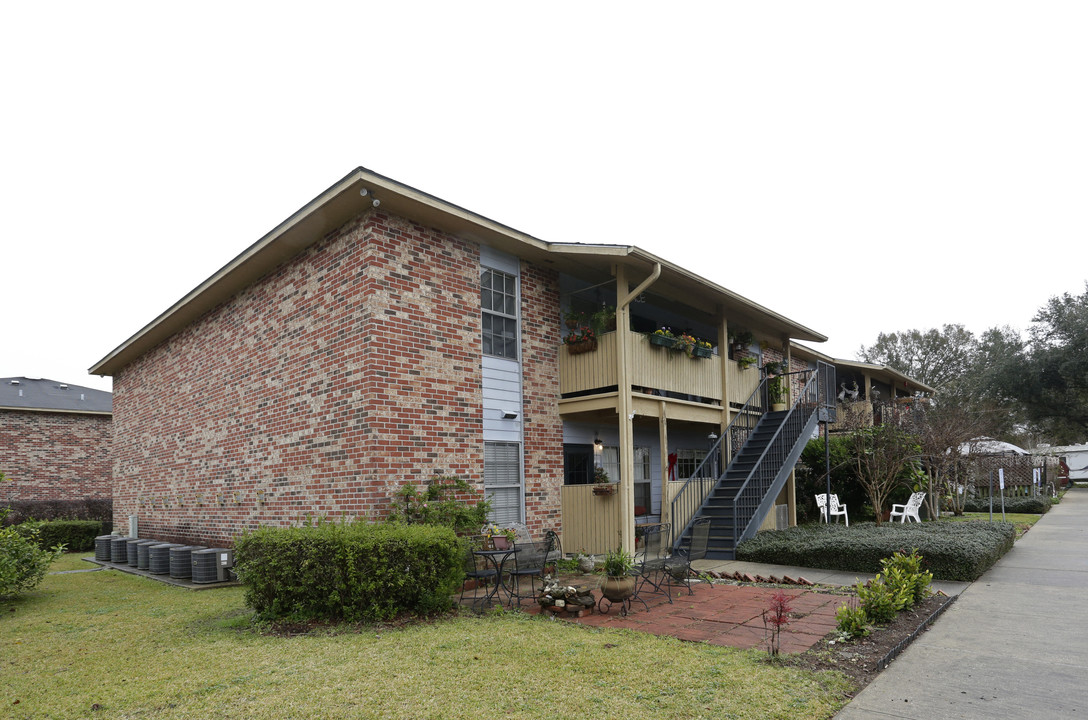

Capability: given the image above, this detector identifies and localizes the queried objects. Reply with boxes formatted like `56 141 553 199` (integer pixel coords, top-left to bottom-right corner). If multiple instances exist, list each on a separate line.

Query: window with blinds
484 441 522 524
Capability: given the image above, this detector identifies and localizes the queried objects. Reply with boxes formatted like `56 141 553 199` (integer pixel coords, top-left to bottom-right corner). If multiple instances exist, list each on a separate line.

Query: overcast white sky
3 2 1086 393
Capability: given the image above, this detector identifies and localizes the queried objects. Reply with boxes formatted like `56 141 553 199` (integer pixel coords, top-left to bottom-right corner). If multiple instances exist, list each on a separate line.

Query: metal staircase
671 361 835 560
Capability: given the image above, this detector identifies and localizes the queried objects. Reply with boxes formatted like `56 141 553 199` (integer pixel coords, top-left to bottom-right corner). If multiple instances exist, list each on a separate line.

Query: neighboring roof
789 344 936 395
959 437 1028 456
0 377 112 415
828 357 937 395
90 167 827 377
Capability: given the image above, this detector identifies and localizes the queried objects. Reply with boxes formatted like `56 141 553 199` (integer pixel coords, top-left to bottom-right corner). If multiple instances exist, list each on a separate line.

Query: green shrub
386 476 490 534
962 495 1051 514
737 521 1016 581
1 498 112 526
17 520 106 552
880 548 932 606
1 511 64 600
234 521 463 623
855 575 906 624
835 600 870 638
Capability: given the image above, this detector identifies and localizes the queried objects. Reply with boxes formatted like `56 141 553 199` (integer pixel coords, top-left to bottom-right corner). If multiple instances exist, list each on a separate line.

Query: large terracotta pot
601 574 636 602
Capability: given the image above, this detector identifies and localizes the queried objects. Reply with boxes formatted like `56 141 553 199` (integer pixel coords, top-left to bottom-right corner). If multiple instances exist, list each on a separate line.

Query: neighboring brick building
0 377 112 511
92 168 827 548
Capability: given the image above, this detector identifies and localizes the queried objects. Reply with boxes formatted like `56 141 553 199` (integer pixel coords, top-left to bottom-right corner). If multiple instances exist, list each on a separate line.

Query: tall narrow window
481 268 518 359
484 441 522 524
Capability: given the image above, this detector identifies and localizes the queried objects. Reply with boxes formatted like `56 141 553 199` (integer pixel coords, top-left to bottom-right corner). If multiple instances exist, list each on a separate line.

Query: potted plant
600 547 636 602
677 332 697 357
649 326 677 349
484 524 517 550
563 309 588 330
590 305 616 334
737 355 757 370
764 362 787 411
592 466 616 495
730 328 755 353
563 326 597 355
692 338 713 359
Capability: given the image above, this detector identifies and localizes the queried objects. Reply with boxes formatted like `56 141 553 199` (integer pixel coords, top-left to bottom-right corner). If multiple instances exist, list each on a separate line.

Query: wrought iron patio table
472 548 516 608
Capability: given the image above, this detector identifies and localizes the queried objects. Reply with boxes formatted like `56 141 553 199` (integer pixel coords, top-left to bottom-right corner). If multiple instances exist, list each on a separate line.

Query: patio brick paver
510 579 845 652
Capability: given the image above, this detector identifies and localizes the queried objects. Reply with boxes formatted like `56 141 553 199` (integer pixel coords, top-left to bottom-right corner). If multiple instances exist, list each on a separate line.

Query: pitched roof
91 167 827 377
0 377 112 415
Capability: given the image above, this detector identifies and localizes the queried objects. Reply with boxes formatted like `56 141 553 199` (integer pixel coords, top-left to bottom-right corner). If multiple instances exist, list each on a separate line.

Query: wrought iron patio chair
543 529 563 574
459 535 499 608
816 493 849 526
665 517 711 595
632 522 672 608
506 540 549 608
890 491 925 523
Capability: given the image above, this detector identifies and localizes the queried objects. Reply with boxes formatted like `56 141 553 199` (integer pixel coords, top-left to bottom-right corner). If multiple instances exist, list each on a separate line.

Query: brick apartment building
91 168 829 551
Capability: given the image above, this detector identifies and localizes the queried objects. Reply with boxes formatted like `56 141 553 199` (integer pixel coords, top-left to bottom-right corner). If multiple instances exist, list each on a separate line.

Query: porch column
615 261 661 556
658 400 668 527
615 264 636 555
719 314 731 463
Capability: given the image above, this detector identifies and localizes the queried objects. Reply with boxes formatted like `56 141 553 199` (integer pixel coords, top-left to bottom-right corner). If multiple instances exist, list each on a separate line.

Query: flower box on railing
593 483 617 496
649 333 677 349
692 346 713 359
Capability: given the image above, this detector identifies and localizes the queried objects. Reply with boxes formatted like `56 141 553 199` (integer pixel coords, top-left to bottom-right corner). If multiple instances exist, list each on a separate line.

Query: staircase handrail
668 375 767 549
730 368 822 547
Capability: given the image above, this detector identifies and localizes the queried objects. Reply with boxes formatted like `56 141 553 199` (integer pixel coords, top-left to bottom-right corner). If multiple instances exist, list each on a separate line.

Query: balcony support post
615 262 661 555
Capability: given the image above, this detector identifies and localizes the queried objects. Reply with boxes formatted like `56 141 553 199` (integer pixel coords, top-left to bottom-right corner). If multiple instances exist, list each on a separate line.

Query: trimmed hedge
962 495 1051 514
1 499 112 526
234 522 463 623
17 520 108 551
737 521 1016 581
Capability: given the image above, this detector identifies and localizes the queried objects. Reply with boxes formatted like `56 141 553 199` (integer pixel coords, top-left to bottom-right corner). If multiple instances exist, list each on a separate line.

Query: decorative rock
554 599 566 608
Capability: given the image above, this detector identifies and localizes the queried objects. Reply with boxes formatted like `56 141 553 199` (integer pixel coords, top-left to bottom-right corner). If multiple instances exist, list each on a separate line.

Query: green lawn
2 556 852 720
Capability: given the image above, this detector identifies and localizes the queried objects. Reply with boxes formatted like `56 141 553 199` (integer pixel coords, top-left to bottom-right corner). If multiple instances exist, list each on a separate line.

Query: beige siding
560 484 623 555
561 331 758 404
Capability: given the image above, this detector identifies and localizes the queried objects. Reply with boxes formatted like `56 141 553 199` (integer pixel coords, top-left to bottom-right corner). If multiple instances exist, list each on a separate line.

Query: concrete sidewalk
835 488 1088 719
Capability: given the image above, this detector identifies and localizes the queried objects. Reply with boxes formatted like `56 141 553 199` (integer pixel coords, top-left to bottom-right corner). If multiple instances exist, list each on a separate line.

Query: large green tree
984 286 1088 443
857 324 977 391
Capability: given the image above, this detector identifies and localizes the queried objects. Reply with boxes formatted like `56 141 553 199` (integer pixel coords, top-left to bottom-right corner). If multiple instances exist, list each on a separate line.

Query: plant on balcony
592 466 616 495
589 305 616 334
649 326 678 349
737 355 757 370
564 326 597 355
729 328 755 352
677 332 697 357
563 309 588 329
693 338 713 359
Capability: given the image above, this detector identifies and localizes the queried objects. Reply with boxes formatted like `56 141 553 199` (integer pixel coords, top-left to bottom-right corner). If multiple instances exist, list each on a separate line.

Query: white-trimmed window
481 268 518 359
603 446 652 514
675 449 708 480
484 441 522 524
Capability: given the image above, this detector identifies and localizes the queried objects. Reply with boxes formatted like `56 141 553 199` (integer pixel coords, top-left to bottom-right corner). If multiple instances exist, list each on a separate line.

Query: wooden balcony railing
559 331 760 407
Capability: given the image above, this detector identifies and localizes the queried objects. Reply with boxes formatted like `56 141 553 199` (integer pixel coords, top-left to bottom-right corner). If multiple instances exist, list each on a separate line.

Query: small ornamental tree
1 472 65 600
762 591 792 656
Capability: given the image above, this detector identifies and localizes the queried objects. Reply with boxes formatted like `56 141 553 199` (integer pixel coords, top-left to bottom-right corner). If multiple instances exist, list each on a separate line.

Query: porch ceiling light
593 434 603 451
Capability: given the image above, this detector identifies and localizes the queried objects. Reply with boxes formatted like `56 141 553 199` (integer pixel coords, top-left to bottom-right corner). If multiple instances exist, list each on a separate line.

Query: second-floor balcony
558 331 759 419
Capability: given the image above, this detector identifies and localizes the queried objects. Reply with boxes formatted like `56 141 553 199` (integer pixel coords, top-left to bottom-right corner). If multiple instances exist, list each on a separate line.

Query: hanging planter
566 338 598 355
593 483 617 496
692 345 713 359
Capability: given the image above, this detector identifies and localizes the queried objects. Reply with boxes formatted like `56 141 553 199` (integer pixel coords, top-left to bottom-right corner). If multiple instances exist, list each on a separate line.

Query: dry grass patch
2 559 852 719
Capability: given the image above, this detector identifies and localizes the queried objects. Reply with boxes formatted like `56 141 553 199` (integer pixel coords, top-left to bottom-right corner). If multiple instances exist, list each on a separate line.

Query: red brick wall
112 209 563 546
520 261 563 535
0 410 111 502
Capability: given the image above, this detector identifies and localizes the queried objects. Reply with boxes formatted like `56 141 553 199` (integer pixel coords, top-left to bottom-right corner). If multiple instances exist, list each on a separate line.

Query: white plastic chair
815 493 849 526
890 492 925 523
